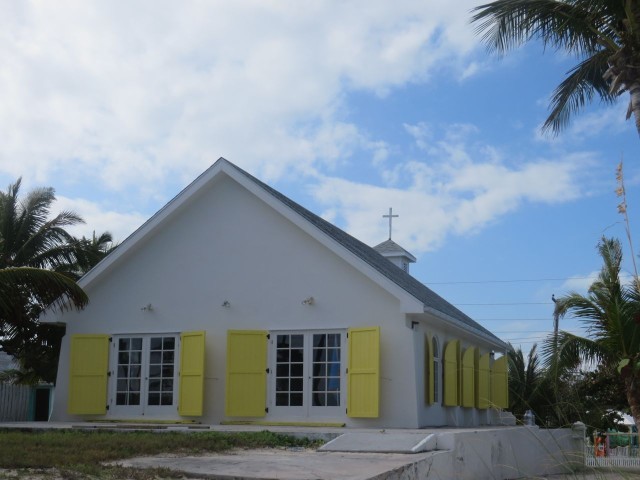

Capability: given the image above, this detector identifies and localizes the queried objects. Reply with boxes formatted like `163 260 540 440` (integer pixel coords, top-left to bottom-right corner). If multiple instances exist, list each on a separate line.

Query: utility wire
426 276 597 285
476 318 550 321
455 302 553 306
493 330 550 333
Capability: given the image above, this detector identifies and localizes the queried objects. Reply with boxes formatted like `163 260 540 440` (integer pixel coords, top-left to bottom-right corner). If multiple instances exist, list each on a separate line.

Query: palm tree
470 0 640 136
0 267 88 320
69 230 117 278
549 237 640 431
0 178 89 383
509 343 544 422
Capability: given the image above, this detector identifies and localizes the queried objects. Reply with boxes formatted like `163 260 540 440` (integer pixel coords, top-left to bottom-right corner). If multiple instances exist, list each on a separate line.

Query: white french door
108 334 179 418
269 330 345 418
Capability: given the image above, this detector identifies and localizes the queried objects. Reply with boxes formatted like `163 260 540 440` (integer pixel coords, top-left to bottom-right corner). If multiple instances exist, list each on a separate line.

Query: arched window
432 336 440 404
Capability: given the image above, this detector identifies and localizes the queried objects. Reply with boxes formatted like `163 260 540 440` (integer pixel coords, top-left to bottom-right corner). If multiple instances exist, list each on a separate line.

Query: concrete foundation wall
428 426 583 479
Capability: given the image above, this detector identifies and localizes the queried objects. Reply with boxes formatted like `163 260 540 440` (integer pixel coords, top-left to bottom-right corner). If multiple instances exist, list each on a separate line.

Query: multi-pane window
148 337 175 406
269 330 346 417
116 338 142 406
275 334 304 406
271 331 343 412
112 335 177 412
312 333 341 406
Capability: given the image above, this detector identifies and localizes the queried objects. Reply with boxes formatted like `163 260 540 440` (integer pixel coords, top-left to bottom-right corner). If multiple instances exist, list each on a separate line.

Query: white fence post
584 428 640 468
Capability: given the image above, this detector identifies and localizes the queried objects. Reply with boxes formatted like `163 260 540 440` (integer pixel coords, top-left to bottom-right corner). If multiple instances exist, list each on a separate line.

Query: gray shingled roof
373 239 417 262
229 160 503 344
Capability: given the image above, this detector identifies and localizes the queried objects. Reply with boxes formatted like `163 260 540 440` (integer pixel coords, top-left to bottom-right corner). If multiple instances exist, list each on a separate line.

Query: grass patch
0 429 320 479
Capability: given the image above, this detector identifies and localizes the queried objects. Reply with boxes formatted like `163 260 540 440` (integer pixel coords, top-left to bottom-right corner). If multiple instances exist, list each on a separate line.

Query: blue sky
2 1 639 354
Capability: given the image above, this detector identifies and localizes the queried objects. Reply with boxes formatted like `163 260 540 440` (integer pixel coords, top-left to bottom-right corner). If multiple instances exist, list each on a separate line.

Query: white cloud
534 101 632 144
403 122 431 151
55 196 147 244
459 61 480 80
560 271 636 294
312 122 586 253
0 0 484 198
0 1 601 255
560 272 600 293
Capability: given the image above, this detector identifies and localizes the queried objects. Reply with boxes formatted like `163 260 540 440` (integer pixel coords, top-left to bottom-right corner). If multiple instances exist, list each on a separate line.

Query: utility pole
551 293 560 412
552 294 559 339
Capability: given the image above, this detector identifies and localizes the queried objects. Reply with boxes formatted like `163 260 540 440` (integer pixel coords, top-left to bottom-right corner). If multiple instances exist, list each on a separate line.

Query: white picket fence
585 432 640 468
0 383 30 421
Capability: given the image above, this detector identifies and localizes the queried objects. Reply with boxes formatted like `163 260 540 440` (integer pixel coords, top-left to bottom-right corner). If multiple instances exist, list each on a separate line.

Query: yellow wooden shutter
347 326 380 418
225 330 268 417
425 334 434 404
477 352 491 409
178 331 206 416
491 355 509 408
68 334 109 415
443 339 459 406
461 347 475 408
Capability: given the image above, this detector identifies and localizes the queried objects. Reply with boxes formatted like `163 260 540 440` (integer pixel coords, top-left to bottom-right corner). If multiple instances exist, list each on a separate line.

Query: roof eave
422 304 507 350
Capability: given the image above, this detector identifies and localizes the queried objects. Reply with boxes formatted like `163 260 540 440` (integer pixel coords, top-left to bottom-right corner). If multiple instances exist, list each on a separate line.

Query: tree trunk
624 375 640 433
628 83 640 138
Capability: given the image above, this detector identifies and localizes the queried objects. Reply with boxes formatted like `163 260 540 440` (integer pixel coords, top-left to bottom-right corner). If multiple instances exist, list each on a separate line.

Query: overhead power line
493 330 550 334
426 276 597 285
455 302 554 306
476 318 550 321
506 338 548 342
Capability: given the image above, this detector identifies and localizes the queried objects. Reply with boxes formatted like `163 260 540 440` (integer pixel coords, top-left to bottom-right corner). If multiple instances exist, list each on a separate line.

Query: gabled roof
373 239 417 263
76 157 504 347
228 161 503 346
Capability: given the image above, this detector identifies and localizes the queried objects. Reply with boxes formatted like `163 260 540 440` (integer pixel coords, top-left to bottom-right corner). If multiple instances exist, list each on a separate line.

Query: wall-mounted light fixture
221 300 231 308
301 296 315 306
141 303 154 312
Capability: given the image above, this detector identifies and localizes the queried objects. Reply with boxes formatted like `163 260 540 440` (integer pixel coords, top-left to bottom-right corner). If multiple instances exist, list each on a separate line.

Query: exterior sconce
141 303 153 312
221 300 231 308
302 296 315 306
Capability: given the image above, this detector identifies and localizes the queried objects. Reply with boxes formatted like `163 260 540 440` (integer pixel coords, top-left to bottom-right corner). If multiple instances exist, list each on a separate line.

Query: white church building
46 157 509 428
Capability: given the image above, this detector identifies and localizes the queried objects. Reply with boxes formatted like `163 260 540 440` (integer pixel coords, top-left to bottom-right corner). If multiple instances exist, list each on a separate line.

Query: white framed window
269 330 345 418
108 334 179 418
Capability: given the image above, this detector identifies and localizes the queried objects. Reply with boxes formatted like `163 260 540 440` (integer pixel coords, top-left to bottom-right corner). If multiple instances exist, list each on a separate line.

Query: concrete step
318 432 437 454
496 410 517 426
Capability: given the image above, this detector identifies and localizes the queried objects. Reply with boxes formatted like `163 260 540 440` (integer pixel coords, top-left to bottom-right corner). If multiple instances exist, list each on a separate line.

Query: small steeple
374 208 416 273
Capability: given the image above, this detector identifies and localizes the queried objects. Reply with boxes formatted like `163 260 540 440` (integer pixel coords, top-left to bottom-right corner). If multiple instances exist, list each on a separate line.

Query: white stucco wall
406 313 507 428
51 173 423 427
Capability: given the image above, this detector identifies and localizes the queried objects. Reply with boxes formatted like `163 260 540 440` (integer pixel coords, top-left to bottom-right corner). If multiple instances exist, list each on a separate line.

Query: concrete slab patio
113 449 440 480
0 422 588 479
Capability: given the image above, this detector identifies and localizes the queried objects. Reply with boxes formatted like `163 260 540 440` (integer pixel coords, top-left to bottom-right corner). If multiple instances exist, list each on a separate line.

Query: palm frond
542 330 609 371
470 0 640 135
547 238 640 371
543 50 616 133
0 267 88 320
471 0 613 55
